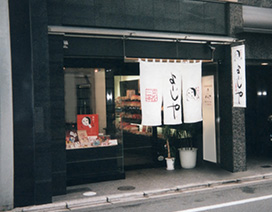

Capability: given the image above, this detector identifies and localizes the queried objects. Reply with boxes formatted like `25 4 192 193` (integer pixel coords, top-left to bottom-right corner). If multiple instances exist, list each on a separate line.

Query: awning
48 25 237 44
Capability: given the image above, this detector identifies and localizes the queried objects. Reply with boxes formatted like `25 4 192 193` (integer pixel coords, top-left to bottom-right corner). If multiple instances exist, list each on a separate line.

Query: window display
66 114 118 149
64 67 125 185
115 78 153 137
114 76 161 168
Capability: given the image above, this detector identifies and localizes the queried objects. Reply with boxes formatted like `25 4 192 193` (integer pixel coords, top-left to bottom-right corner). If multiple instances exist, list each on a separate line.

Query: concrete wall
240 0 272 8
0 0 14 210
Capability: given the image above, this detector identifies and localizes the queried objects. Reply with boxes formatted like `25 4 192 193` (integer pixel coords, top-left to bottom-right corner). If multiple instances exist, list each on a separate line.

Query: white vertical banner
231 45 246 108
140 61 164 126
202 75 217 163
163 62 182 125
182 62 203 123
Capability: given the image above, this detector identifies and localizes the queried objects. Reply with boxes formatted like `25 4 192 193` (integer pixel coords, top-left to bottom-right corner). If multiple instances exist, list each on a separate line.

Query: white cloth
140 61 164 126
181 62 202 123
163 63 182 125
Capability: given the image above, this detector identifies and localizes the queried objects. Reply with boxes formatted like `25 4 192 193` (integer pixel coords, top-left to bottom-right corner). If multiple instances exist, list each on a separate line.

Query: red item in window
77 114 99 136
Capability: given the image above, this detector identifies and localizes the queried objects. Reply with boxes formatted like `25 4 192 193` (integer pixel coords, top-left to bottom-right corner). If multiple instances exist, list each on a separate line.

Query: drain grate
117 186 135 191
261 165 272 168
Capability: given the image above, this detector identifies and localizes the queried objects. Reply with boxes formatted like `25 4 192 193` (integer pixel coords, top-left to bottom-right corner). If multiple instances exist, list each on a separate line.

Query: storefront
6 0 252 208
47 23 241 185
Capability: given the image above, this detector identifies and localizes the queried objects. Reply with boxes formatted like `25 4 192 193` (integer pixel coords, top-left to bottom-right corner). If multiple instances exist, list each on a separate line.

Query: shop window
64 68 118 150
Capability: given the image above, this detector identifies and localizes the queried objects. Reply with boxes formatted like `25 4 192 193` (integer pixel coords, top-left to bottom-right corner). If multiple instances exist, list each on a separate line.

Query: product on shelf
66 130 118 150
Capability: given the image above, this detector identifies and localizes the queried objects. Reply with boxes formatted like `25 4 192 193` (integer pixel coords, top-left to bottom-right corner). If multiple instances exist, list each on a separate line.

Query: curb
13 173 272 212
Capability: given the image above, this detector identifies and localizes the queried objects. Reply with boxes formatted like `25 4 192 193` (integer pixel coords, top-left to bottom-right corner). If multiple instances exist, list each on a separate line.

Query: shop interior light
257 91 267 96
257 91 262 96
107 92 113 101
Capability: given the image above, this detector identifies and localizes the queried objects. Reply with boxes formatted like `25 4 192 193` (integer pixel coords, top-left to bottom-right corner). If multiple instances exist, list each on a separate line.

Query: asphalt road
71 179 272 212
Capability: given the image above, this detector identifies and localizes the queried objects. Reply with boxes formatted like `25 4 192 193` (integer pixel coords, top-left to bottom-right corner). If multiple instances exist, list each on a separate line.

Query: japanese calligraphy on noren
231 45 246 108
167 73 180 119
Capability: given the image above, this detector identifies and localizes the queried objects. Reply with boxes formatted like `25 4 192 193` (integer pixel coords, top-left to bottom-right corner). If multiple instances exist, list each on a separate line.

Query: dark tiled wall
238 33 272 60
9 0 35 206
47 0 227 35
30 0 53 205
218 47 247 172
232 107 247 172
218 1 247 173
226 3 243 36
48 35 67 196
10 0 52 207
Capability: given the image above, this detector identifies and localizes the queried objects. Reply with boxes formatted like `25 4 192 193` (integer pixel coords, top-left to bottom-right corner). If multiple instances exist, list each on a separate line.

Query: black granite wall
10 0 35 207
48 36 67 196
10 0 52 207
218 47 247 172
215 2 247 173
238 33 272 60
30 0 52 204
47 0 227 35
227 2 243 36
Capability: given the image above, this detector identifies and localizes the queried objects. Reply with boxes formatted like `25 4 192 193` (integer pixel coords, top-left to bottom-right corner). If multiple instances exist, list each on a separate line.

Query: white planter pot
178 148 197 169
165 157 175 170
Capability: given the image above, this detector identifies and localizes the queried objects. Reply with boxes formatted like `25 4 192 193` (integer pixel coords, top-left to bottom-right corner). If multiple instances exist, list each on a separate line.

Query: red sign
77 114 99 136
145 89 158 102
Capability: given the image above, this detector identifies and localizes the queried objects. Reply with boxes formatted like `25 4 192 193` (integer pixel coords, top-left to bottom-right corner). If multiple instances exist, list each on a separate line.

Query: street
69 179 272 212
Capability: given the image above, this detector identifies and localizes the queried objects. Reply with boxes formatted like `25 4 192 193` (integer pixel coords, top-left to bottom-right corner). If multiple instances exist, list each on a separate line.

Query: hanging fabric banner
231 44 246 108
140 61 183 126
163 62 182 125
140 61 164 126
182 62 203 123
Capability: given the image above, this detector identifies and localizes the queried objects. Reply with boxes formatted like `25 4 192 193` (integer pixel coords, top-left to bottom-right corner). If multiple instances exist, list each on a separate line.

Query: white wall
0 0 14 210
64 73 77 123
95 70 107 134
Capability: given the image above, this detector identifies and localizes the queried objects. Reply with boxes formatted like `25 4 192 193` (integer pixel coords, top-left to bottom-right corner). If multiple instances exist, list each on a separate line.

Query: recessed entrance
246 64 272 158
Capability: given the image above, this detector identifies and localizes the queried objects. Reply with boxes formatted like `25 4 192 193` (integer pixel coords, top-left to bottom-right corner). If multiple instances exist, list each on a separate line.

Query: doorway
202 62 220 164
246 65 272 158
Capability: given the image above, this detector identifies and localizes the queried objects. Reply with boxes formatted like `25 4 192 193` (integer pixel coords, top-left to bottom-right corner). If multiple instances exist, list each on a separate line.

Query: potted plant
174 124 198 169
162 125 176 170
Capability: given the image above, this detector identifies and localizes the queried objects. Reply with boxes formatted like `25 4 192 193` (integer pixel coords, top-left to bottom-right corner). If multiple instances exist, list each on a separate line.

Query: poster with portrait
231 44 246 108
77 114 99 136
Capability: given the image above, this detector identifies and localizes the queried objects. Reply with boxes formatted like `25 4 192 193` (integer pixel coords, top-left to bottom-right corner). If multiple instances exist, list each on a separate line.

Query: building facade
1 0 272 210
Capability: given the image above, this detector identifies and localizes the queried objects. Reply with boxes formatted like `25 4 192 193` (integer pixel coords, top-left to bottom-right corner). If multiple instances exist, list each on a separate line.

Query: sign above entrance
231 45 246 108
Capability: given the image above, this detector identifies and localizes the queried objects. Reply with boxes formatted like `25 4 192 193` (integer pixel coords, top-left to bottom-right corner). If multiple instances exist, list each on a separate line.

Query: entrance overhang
48 25 237 45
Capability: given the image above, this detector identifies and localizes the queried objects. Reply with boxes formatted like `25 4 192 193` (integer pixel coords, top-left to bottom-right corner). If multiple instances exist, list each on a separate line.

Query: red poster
77 114 99 136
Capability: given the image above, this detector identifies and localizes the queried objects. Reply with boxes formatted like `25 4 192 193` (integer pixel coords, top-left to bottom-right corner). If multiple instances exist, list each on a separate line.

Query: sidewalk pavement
13 157 272 212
